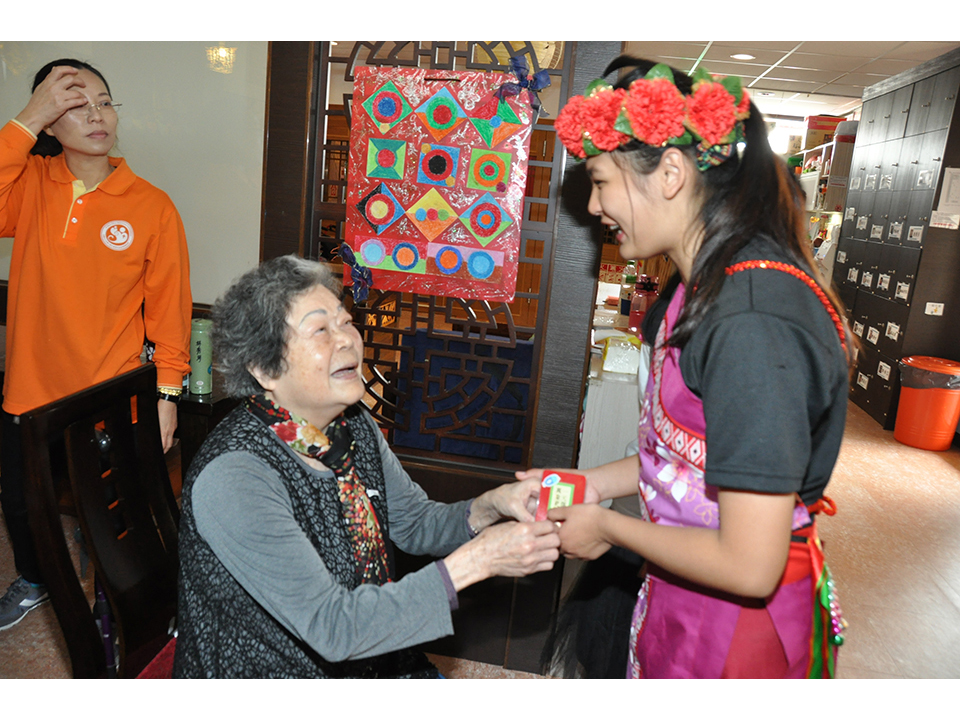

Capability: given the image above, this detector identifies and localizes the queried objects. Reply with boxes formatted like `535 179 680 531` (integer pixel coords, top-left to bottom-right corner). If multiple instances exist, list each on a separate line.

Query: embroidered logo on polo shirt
100 221 134 251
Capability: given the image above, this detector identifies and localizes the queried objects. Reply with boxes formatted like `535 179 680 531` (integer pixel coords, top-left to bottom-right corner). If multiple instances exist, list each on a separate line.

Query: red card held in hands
535 471 586 521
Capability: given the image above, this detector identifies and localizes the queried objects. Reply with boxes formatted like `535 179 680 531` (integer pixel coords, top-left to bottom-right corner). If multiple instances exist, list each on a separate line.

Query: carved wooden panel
312 42 569 471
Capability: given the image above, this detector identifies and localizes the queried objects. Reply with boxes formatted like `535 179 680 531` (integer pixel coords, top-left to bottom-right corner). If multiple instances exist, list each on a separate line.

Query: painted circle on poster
393 242 419 270
467 251 495 279
436 246 463 274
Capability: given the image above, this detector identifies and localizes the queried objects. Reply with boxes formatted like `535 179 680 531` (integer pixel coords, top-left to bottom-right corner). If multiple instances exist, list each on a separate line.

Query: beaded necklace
725 260 847 354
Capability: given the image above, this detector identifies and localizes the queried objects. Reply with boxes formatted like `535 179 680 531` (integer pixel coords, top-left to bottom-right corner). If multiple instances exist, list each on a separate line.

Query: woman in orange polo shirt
0 59 191 631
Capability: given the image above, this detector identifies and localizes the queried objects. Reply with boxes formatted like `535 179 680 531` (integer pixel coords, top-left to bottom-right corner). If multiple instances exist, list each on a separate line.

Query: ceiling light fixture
731 53 756 60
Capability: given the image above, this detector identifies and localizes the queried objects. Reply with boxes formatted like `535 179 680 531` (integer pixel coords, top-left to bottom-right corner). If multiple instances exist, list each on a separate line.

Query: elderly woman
173 255 560 678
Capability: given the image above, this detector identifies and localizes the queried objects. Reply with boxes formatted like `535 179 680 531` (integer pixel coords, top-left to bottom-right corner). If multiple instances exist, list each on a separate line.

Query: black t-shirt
649 240 848 505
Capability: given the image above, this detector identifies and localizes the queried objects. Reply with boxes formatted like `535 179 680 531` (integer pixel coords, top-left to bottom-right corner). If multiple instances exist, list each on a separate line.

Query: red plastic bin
894 356 960 452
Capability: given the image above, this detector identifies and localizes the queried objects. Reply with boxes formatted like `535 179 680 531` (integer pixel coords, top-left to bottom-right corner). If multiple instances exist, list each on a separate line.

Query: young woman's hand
515 467 604 505
15 66 89 136
548 503 613 561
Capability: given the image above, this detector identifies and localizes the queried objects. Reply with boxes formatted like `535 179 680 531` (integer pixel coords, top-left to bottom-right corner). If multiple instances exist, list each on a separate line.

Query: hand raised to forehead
16 66 90 135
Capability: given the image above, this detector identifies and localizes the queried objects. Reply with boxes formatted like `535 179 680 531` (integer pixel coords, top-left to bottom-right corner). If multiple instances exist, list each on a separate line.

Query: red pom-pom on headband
555 86 630 159
555 63 750 170
622 77 686 147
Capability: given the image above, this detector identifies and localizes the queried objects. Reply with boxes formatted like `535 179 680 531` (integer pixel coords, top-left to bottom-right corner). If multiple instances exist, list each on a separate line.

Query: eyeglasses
68 101 122 117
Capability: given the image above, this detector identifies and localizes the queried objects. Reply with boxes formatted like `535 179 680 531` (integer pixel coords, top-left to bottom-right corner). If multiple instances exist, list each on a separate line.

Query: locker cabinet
832 47 960 430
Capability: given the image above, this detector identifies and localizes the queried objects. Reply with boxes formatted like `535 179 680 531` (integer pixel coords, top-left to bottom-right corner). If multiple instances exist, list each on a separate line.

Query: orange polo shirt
0 120 191 415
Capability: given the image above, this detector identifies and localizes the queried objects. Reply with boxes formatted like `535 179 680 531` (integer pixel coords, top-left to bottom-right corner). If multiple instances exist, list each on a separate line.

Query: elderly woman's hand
467 478 542 531
443 521 560 592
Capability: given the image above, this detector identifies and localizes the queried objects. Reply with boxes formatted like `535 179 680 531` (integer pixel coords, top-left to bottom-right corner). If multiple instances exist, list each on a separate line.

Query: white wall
0 41 268 304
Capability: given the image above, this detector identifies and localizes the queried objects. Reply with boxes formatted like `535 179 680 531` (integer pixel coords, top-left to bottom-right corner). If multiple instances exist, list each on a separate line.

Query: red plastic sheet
344 66 534 302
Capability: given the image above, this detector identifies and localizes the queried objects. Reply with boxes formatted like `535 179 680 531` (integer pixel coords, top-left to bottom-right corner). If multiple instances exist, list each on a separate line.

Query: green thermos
189 318 213 394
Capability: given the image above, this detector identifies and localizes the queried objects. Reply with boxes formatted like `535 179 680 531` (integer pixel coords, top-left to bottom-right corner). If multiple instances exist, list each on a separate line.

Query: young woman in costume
0 59 191 630
519 56 851 678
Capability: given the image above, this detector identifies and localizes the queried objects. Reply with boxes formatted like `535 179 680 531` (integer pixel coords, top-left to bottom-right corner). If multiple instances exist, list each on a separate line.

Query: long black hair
604 56 849 356
29 58 112 157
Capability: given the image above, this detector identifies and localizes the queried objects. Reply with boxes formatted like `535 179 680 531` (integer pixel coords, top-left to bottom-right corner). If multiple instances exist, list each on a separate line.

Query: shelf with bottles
791 132 856 213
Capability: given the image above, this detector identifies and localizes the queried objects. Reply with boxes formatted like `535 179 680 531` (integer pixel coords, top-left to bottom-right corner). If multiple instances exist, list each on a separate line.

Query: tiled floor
1 401 958 679
819 404 960 679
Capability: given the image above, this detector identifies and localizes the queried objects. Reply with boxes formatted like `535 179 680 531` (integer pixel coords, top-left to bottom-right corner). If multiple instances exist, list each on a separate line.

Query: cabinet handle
933 157 942 162
892 163 899 167
911 160 919 164
884 114 891 119
922 102 931 108
868 119 875 124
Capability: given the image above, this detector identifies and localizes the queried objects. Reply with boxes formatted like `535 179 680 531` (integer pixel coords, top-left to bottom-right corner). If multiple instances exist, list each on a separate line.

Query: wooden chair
21 364 180 678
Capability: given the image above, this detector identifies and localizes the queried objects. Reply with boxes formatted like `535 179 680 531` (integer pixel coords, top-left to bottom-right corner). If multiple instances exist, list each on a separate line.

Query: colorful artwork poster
345 66 534 302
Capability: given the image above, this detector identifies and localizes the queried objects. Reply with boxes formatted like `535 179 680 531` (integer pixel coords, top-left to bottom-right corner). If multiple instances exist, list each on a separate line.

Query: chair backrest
21 364 180 678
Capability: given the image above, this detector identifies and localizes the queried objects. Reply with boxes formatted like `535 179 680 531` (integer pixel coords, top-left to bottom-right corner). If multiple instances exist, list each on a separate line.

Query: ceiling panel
752 79 826 94
795 41 905 57
620 42 707 60
884 41 960 61
701 47 790 66
709 41 803 52
763 67 846 83
840 72 898 86
856 58 928 75
622 40 960 118
781 53 867 72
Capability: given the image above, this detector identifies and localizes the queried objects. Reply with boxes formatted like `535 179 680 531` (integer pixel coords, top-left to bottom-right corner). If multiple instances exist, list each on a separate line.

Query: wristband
157 387 183 405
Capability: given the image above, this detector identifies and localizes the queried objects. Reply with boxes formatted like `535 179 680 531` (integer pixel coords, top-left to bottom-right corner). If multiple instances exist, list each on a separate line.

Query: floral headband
555 63 751 170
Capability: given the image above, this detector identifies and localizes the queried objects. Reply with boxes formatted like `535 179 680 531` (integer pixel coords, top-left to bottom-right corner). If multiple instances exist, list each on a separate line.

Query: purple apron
628 284 814 679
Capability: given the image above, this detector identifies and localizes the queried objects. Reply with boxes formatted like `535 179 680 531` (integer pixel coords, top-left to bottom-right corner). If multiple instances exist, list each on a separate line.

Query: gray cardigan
174 404 472 677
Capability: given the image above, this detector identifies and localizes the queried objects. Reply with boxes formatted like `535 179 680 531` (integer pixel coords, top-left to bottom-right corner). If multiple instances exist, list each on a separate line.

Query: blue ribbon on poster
495 56 551 116
337 243 373 303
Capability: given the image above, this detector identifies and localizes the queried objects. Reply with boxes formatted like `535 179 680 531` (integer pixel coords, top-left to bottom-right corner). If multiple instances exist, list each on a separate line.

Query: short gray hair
211 255 342 397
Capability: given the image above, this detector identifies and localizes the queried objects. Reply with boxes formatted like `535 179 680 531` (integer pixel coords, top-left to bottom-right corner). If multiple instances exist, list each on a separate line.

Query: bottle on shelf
628 275 659 334
619 261 637 316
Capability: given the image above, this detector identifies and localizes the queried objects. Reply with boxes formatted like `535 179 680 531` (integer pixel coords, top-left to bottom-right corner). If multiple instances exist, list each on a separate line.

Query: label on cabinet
848 268 860 283
857 216 869 230
866 327 880 345
865 174 877 190
845 207 856 221
870 225 884 239
907 226 924 243
857 372 870 390
885 322 900 341
861 271 874 288
850 177 861 190
916 170 935 189
878 274 891 291
888 222 903 241
877 361 892 381
896 282 911 301
853 321 865 337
